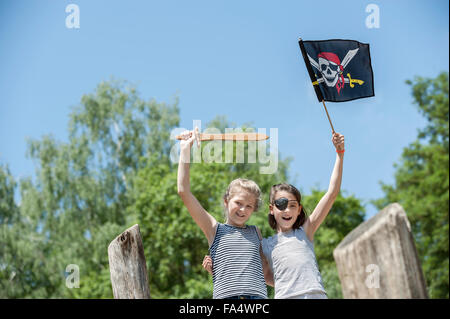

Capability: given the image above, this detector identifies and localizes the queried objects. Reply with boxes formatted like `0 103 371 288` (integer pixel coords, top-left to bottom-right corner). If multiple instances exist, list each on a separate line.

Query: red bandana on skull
317 52 345 94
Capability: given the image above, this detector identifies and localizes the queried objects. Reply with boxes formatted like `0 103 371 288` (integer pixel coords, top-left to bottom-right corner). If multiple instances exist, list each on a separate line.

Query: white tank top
261 226 326 298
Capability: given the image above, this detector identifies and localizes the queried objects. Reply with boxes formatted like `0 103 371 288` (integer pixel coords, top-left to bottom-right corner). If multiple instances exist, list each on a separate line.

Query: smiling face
319 57 340 87
270 190 301 233
224 192 257 227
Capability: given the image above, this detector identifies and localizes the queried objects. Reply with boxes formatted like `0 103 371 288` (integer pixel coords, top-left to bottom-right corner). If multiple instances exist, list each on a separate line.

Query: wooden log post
108 224 151 299
333 203 428 298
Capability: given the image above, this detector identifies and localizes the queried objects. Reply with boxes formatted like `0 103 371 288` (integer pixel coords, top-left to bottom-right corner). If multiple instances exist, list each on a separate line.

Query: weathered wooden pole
108 224 151 299
333 203 428 298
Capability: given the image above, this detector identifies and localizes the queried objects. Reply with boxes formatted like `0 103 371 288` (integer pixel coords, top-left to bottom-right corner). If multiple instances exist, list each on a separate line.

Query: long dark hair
268 183 307 230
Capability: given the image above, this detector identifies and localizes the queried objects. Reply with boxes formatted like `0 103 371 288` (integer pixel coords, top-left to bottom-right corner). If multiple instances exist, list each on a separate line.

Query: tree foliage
1 80 365 298
1 80 179 298
373 72 449 298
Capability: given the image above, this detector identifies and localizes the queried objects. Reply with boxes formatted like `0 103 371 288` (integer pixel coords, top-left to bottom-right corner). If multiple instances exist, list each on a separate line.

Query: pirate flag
299 39 374 102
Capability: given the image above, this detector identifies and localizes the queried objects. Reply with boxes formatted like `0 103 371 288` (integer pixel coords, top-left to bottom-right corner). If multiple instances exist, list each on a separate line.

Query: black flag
299 39 374 102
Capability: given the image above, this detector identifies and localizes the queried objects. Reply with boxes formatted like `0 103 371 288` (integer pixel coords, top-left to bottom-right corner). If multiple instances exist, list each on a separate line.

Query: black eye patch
274 198 289 211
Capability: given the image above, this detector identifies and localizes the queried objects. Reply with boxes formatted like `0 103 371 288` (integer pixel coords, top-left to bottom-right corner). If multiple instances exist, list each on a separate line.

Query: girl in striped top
177 127 269 299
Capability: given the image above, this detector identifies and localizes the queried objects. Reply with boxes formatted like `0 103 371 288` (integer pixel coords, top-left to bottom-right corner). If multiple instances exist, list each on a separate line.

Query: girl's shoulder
261 232 277 246
293 226 307 238
297 226 314 245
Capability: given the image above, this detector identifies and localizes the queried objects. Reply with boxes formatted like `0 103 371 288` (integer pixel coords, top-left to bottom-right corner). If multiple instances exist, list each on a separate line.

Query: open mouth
282 216 292 221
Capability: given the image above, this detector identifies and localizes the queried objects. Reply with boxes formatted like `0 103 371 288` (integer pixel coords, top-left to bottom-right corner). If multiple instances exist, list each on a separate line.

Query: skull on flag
299 39 374 102
317 52 345 94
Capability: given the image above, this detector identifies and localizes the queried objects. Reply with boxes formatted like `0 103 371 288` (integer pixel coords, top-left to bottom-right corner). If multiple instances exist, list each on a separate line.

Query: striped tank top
209 223 267 299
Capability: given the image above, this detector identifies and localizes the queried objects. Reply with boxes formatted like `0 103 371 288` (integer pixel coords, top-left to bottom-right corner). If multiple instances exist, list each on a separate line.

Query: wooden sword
176 132 269 141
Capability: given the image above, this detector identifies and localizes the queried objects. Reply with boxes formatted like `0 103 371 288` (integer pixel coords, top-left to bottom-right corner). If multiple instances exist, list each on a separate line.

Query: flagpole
321 100 335 134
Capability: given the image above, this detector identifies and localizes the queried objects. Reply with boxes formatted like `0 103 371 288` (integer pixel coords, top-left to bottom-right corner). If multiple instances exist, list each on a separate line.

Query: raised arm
303 132 345 241
177 127 218 246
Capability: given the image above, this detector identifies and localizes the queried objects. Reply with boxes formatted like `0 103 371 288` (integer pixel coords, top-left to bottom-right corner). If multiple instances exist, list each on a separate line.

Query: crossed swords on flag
307 48 364 88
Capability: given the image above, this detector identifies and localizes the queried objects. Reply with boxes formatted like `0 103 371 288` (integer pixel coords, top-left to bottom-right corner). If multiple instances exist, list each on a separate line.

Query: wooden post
108 224 151 299
333 203 428 298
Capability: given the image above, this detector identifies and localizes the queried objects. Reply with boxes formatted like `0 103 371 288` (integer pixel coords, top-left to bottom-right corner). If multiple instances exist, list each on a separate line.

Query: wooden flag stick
322 100 335 134
176 132 269 141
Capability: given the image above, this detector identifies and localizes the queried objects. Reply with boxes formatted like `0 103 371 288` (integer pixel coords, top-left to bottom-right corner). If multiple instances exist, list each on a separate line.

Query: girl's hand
179 127 200 150
332 132 345 152
202 255 213 275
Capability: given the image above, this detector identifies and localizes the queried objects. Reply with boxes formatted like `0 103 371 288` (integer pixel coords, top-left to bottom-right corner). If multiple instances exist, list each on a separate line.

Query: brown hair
268 183 307 230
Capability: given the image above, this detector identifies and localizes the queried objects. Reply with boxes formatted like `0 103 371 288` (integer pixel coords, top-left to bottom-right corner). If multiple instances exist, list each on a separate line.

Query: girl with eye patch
203 132 345 299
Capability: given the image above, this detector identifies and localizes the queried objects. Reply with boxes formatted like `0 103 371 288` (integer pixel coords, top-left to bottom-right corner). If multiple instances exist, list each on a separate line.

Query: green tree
0 164 20 297
1 79 366 299
1 80 180 298
0 164 53 297
373 72 449 298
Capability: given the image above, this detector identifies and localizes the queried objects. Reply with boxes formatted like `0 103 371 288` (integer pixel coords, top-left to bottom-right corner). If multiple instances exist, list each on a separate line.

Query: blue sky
0 0 448 219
